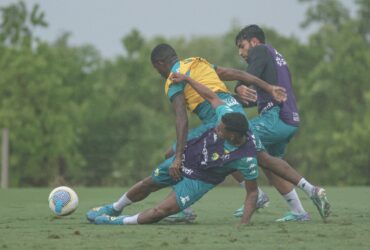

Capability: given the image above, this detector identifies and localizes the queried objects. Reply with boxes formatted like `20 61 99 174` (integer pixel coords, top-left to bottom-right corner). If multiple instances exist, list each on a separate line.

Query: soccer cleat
94 215 126 225
276 211 311 222
233 191 270 217
311 187 331 221
256 190 270 209
86 204 121 222
163 209 197 223
233 205 244 218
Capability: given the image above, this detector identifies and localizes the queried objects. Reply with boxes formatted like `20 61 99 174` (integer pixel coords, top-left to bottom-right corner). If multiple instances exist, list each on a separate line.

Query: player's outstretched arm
215 66 287 103
240 179 258 225
170 72 224 109
171 93 188 181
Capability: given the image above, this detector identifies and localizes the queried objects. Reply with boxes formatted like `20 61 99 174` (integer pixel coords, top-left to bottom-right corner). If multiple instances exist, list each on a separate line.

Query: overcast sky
1 0 356 58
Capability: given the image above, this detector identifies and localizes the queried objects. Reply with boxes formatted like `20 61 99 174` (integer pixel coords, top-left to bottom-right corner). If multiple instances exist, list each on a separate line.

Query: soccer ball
48 186 79 216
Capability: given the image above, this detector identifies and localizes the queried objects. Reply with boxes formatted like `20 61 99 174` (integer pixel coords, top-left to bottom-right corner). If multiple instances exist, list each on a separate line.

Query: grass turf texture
0 187 370 250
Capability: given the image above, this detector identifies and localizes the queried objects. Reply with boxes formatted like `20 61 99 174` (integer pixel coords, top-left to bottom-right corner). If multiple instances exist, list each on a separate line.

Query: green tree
0 1 97 186
286 0 370 184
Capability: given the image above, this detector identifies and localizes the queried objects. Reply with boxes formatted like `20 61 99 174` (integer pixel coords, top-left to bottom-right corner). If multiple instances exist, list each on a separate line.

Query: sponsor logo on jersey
223 97 239 107
213 133 218 142
182 167 194 175
293 112 300 122
274 49 287 66
212 152 219 161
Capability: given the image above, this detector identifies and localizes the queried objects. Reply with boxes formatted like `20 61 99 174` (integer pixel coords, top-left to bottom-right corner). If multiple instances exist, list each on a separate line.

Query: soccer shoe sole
312 188 331 222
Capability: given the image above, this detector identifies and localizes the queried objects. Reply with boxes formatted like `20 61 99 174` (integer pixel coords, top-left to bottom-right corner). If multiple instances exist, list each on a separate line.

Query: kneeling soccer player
87 72 331 225
87 95 260 225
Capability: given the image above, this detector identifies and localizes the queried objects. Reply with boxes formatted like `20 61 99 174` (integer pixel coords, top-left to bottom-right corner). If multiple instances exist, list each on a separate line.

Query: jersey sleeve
168 82 185 101
247 46 269 78
167 62 187 102
230 157 259 180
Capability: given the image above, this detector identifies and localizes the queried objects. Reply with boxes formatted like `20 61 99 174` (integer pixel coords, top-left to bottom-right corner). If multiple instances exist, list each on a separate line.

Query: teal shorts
151 156 178 186
151 157 215 210
173 177 215 210
250 107 298 157
248 124 265 153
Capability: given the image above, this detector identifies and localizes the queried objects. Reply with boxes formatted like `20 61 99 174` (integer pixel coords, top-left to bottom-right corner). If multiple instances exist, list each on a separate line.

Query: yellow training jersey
164 57 229 111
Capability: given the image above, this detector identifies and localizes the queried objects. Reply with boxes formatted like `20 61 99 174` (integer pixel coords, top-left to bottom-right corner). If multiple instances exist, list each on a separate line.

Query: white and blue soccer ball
48 186 79 216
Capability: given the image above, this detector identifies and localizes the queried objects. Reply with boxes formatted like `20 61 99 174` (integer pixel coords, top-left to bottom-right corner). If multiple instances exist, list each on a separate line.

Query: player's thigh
263 121 297 157
249 111 278 145
173 177 215 211
265 143 288 158
250 109 297 146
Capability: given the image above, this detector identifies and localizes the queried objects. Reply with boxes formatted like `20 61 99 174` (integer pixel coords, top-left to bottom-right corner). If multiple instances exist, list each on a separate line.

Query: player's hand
271 85 287 103
170 72 188 83
169 157 182 181
236 222 252 230
236 85 257 105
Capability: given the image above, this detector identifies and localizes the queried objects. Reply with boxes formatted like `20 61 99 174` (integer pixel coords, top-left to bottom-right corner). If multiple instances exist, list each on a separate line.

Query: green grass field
1 186 370 250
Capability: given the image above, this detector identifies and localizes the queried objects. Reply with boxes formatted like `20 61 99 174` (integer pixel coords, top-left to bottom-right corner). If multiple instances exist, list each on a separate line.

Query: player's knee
257 151 271 169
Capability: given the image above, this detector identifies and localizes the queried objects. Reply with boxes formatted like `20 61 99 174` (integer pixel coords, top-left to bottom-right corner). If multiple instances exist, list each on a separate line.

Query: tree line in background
0 0 369 187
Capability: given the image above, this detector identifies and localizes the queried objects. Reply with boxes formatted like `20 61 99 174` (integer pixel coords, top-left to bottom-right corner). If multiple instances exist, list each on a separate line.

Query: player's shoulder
182 57 196 64
215 104 233 117
170 61 181 73
249 44 269 56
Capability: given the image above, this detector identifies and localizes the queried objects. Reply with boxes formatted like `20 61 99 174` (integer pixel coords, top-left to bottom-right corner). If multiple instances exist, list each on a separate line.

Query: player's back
165 57 229 112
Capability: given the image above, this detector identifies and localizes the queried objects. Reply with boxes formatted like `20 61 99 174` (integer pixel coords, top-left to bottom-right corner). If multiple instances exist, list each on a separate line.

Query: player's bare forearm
216 66 287 103
240 180 258 225
172 94 188 163
216 66 272 92
171 73 223 109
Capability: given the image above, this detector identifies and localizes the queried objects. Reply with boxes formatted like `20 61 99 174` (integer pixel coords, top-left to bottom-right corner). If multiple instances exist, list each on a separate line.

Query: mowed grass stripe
0 187 369 250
